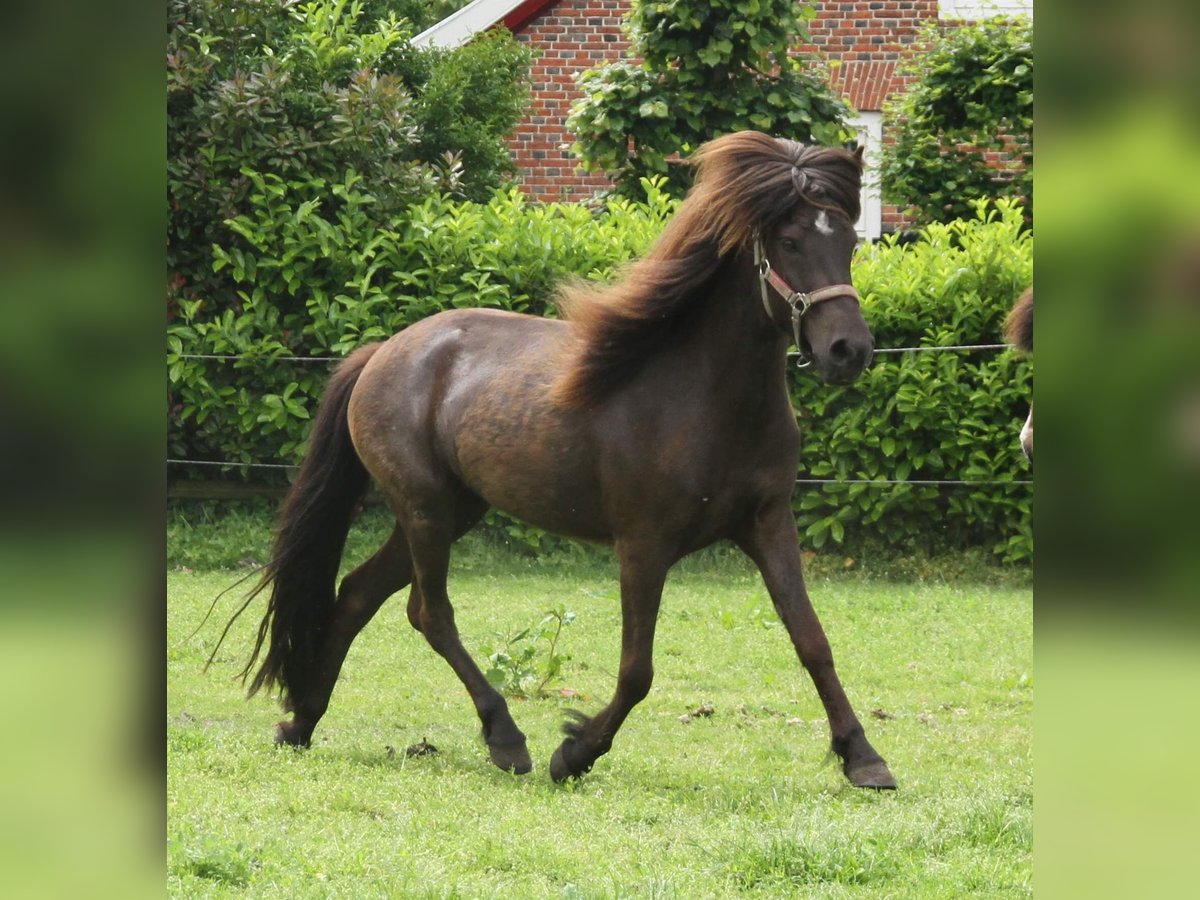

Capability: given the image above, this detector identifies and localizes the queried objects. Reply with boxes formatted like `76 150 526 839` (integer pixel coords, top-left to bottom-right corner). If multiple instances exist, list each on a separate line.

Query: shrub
878 17 1032 225
791 199 1033 561
569 0 852 199
167 0 530 310
410 30 536 202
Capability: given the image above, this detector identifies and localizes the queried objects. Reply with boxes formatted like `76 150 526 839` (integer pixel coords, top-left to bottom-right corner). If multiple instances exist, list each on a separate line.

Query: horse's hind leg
403 494 532 774
276 525 412 746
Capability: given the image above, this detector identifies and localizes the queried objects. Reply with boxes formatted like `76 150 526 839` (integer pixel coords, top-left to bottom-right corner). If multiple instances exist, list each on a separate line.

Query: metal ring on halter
790 291 813 315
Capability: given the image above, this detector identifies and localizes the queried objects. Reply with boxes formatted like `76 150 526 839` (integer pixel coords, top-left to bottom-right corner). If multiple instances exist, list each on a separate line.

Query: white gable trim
413 0 531 49
937 0 1032 19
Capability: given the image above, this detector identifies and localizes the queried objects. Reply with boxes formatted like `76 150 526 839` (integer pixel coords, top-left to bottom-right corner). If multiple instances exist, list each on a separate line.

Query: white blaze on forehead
814 210 834 236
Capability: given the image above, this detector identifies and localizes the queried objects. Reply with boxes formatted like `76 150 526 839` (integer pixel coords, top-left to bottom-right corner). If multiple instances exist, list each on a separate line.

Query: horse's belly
455 443 611 542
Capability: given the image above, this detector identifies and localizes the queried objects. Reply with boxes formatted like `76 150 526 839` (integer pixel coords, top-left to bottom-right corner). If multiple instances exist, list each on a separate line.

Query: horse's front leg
550 542 667 781
737 500 896 789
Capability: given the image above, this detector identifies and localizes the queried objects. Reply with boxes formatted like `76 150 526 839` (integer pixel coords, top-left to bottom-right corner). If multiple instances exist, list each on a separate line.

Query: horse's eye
780 238 798 252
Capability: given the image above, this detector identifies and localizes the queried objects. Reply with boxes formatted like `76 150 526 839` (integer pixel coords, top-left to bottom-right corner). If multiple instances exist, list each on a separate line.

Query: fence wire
169 341 1029 488
165 459 1030 488
176 343 1012 364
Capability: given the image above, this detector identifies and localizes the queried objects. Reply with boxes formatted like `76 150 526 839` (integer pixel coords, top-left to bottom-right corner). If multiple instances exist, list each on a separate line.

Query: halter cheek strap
753 236 860 368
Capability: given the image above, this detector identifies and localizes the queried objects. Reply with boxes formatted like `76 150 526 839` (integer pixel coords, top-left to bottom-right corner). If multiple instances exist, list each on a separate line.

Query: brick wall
799 1 933 108
508 0 939 230
508 0 634 202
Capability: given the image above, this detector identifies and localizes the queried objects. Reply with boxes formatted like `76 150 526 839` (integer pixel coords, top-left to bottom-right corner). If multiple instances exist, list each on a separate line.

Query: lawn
167 535 1031 898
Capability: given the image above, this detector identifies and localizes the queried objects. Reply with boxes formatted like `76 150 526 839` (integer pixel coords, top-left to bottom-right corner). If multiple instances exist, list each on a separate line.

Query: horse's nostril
830 338 868 364
827 338 871 374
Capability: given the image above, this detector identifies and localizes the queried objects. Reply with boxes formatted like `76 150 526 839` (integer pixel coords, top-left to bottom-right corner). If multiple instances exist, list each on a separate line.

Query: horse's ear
852 144 865 163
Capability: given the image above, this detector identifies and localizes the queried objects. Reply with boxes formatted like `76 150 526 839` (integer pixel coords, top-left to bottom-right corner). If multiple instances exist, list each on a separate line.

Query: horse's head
757 198 874 385
673 133 875 384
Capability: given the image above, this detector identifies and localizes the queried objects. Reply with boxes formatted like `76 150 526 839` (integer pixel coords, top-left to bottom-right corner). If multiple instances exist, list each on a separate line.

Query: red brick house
415 0 1031 238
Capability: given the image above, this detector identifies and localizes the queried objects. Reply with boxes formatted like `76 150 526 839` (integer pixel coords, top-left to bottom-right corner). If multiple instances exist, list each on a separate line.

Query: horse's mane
552 131 864 409
1005 287 1033 353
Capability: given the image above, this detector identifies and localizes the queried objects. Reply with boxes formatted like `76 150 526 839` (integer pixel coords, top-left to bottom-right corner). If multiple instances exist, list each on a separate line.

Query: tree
167 0 530 308
878 17 1032 225
568 0 853 199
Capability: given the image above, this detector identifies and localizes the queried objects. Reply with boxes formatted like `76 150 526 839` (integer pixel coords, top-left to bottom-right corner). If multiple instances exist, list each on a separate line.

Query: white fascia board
937 1 1033 19
412 0 528 49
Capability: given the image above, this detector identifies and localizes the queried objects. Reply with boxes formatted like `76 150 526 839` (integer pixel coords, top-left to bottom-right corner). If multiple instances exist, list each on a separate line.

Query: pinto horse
1006 287 1033 463
224 131 895 789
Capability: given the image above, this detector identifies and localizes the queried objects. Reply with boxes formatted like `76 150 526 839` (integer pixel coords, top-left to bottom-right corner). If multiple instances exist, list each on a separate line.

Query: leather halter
753 236 860 368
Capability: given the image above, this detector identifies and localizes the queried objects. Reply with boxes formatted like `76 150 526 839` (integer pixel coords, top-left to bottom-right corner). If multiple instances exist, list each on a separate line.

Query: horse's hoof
549 746 574 782
845 758 896 790
550 741 595 782
489 742 533 775
273 720 311 748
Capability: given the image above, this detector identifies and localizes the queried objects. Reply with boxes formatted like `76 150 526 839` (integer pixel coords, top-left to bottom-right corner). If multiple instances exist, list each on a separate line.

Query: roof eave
412 0 557 49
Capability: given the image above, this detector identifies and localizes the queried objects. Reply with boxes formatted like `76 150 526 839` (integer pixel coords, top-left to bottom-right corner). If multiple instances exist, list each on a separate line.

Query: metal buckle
790 298 811 368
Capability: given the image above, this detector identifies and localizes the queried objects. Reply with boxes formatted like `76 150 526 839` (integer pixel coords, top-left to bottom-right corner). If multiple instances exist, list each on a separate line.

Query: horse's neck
679 257 792 395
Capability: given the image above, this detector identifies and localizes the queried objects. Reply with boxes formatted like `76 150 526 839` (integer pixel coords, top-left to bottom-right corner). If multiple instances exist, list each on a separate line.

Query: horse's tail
231 342 382 707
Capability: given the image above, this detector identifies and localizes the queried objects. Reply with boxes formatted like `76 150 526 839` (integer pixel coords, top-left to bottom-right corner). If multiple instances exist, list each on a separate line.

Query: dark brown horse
1005 287 1033 463
226 131 895 789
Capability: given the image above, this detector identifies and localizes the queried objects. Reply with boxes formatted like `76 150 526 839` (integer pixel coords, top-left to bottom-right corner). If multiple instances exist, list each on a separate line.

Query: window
848 112 882 241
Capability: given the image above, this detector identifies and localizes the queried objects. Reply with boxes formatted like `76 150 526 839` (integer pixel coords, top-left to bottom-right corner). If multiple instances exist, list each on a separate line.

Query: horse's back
347 308 610 538
348 307 568 449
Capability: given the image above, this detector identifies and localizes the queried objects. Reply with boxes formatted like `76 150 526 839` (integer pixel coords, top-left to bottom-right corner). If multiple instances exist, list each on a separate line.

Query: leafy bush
167 0 530 310
569 0 851 199
878 17 1032 225
791 199 1033 561
168 179 677 468
410 30 537 202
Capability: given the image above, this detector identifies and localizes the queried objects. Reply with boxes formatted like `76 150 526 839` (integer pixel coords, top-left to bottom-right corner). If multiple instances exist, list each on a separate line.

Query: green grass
168 538 1032 897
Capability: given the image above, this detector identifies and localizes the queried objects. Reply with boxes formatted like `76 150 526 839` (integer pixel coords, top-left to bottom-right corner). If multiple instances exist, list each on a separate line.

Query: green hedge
167 178 674 466
791 200 1032 562
168 187 1031 561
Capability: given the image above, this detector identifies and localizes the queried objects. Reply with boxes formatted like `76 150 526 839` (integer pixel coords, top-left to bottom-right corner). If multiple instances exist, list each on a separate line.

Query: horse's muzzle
817 336 874 384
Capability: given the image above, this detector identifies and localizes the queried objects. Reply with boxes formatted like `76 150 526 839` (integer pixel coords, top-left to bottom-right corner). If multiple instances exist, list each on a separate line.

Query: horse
220 131 896 790
1005 287 1033 463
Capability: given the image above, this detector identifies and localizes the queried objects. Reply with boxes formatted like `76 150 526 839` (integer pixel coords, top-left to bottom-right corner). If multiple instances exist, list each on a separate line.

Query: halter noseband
753 235 860 368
